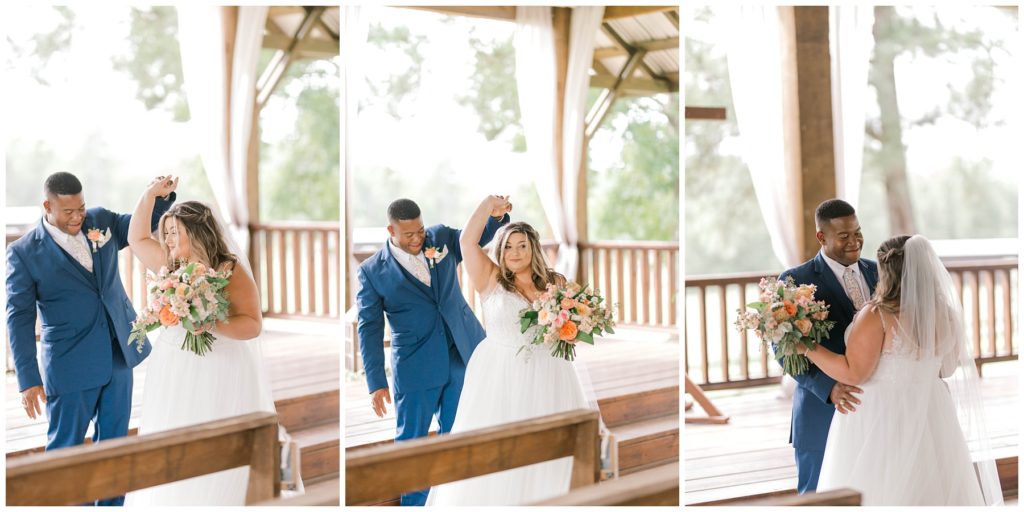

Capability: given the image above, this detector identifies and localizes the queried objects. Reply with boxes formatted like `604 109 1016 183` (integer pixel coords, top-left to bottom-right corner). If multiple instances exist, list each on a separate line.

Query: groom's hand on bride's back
830 383 863 414
370 387 391 418
20 385 46 420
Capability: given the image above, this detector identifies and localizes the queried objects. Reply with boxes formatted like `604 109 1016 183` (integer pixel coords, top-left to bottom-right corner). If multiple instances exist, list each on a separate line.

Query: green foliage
457 35 525 152
364 23 426 118
112 7 189 122
260 58 341 221
6 6 75 85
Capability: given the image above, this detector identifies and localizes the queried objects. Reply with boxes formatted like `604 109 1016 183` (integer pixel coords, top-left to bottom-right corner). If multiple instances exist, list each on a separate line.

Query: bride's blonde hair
158 201 238 271
867 235 912 315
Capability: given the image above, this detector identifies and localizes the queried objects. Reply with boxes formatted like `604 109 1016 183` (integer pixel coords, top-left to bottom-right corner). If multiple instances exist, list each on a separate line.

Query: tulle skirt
425 337 591 506
816 369 986 506
124 325 276 506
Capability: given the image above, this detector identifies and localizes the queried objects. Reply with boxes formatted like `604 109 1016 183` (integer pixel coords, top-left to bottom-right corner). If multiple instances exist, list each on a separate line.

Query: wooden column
791 6 837 261
552 7 571 196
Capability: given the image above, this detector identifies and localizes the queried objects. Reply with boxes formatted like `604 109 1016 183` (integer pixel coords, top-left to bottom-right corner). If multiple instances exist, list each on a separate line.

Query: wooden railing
535 461 679 506
352 240 679 329
250 222 340 319
685 257 1018 390
344 409 600 505
6 412 280 506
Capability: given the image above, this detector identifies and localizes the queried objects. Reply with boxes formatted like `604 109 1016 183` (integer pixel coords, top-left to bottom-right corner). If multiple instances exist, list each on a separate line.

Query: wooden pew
6 412 280 506
255 482 340 506
345 409 600 505
535 461 679 506
734 488 861 506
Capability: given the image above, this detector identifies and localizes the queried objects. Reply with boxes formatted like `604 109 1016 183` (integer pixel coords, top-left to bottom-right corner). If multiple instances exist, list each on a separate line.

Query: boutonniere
423 244 449 269
86 227 112 253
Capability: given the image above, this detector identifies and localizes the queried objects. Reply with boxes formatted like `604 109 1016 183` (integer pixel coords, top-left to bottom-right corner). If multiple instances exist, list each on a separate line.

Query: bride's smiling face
502 232 532 274
163 217 193 261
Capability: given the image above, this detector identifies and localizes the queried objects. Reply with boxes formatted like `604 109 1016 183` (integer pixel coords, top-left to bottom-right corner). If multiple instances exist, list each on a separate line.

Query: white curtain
514 7 566 271
830 6 874 211
341 6 370 303
177 6 267 254
558 6 604 279
725 6 802 268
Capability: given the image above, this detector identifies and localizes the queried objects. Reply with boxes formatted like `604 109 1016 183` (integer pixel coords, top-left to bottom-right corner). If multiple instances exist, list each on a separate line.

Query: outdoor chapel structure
343 5 681 506
5 7 340 506
683 6 1018 506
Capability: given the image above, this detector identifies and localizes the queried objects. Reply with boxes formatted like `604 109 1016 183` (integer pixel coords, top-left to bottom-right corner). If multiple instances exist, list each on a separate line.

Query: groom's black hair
387 198 421 223
44 172 83 197
815 199 856 227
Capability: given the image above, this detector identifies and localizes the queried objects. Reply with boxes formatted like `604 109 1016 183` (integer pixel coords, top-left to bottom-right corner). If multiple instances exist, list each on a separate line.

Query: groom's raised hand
21 385 46 420
370 387 392 418
146 175 179 199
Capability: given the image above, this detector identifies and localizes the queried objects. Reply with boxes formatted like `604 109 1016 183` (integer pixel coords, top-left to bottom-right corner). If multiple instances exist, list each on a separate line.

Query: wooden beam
600 22 659 80
590 75 671 94
256 6 326 109
262 33 339 58
684 107 727 120
554 7 571 197
792 6 837 261
405 6 516 21
593 36 678 59
585 49 647 137
602 6 677 21
663 9 680 29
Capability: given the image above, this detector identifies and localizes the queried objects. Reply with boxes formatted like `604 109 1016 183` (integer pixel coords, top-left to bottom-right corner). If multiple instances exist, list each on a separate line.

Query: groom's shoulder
86 206 117 223
782 258 817 280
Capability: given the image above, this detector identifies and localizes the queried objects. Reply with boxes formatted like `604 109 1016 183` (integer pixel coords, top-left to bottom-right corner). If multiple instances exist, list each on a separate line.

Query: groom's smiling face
388 217 425 255
44 193 87 236
817 215 864 267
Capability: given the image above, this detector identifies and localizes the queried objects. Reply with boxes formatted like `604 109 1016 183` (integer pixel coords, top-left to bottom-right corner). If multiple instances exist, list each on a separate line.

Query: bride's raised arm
459 195 509 295
799 306 886 385
128 176 178 272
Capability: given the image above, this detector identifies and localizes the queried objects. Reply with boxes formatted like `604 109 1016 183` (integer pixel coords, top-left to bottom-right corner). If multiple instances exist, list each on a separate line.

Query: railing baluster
987 270 997 358
1002 269 1013 356
668 249 677 326
719 285 729 382
654 250 663 326
265 229 276 315
698 285 709 385
320 230 330 316
641 248 650 325
615 249 625 324
738 283 749 380
601 248 611 307
292 229 302 314
971 271 982 358
277 229 288 315
306 230 316 315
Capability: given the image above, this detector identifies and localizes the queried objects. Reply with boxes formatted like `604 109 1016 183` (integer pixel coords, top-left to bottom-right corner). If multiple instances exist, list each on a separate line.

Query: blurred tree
363 23 426 118
5 6 75 85
112 6 190 122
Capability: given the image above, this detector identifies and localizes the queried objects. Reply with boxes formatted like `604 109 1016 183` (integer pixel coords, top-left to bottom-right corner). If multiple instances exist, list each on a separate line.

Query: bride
123 176 275 506
796 235 1002 505
425 195 594 506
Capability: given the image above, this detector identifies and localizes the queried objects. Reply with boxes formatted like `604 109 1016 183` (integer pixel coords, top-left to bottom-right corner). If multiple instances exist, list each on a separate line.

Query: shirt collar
820 249 858 275
389 239 423 262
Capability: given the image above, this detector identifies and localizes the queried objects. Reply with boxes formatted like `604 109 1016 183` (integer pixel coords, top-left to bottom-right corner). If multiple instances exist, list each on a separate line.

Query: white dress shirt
43 217 93 272
390 240 431 287
820 249 868 303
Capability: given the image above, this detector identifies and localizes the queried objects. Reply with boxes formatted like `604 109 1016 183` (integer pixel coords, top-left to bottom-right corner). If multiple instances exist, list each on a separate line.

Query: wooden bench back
735 488 862 506
345 408 600 505
6 412 280 505
536 461 679 506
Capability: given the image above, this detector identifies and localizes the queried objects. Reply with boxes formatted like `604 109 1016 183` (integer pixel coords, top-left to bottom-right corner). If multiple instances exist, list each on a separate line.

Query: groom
357 198 510 506
6 172 175 506
778 198 878 494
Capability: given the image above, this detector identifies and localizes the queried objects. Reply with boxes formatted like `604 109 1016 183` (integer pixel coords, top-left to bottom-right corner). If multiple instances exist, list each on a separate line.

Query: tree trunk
870 6 917 236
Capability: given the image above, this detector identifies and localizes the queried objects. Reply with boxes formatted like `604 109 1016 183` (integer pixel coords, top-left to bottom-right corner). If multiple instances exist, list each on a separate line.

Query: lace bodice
846 314 944 385
480 286 538 349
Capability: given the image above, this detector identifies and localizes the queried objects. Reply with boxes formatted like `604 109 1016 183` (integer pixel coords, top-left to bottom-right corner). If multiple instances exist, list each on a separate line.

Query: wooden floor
345 327 680 449
5 318 339 455
684 362 1019 505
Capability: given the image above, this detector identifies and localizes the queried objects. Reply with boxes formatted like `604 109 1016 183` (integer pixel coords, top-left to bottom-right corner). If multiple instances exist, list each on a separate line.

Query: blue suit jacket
6 196 175 396
356 215 508 394
778 251 878 451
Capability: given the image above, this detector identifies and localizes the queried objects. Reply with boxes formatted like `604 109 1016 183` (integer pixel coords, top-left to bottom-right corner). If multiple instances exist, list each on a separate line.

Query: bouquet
735 276 835 376
518 282 616 361
128 261 232 356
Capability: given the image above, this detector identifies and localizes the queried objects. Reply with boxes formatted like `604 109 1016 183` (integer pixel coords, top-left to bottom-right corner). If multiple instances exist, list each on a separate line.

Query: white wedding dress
815 318 986 505
124 323 276 506
426 285 591 506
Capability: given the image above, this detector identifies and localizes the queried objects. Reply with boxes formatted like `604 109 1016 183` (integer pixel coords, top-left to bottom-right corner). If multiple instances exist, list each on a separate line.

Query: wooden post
791 6 838 261
553 8 571 198
244 421 281 504
569 410 600 489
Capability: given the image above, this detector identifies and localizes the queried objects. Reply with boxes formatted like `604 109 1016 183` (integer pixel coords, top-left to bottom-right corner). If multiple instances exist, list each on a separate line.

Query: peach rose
158 305 179 326
575 303 591 316
772 307 790 321
424 247 438 259
783 300 797 317
87 230 101 242
560 298 577 310
813 311 828 321
559 320 579 342
537 308 553 326
794 319 812 336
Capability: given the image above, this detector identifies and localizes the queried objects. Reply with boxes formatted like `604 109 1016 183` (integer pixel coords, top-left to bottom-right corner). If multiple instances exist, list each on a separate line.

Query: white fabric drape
177 6 267 254
514 7 565 271
341 6 369 303
830 6 873 211
725 6 802 268
558 6 604 279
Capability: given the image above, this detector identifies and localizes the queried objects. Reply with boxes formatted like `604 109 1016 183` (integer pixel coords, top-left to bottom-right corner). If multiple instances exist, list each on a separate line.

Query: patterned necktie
843 266 864 310
411 254 431 286
69 235 94 273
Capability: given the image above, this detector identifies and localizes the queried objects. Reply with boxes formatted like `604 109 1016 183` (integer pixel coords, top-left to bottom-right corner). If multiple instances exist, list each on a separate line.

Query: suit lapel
813 252 854 322
37 220 96 290
425 233 441 302
859 259 878 295
383 242 433 303
83 216 103 288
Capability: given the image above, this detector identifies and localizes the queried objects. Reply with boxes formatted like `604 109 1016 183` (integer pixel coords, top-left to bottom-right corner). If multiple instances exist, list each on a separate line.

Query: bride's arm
799 307 885 385
459 195 508 295
128 176 178 272
212 263 262 340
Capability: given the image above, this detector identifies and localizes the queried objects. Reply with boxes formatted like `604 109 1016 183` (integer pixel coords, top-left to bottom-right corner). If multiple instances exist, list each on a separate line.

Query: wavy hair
867 235 912 314
158 201 238 271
